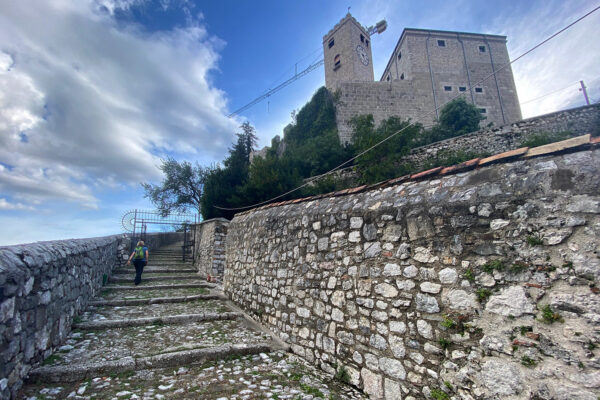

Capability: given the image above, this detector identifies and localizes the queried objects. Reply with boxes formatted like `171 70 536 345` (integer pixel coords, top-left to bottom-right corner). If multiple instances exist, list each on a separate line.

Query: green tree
420 98 485 145
350 115 420 183
142 158 207 215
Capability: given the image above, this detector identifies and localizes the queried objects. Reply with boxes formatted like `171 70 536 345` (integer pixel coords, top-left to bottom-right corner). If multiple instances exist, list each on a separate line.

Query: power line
215 4 600 211
520 81 580 105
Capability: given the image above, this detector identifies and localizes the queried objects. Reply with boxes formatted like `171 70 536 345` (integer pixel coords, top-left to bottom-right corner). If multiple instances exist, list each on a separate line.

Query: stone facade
224 148 600 399
323 14 522 144
0 232 181 399
323 13 375 91
193 218 229 281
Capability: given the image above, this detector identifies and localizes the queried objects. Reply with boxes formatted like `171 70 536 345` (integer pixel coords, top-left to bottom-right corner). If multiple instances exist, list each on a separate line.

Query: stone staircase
18 243 366 399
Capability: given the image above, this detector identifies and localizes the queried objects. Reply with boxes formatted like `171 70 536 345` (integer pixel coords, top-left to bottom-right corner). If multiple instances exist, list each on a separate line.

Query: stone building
323 14 522 144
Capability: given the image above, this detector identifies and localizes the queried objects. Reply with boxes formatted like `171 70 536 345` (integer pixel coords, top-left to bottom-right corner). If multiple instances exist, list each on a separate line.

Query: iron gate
121 209 198 262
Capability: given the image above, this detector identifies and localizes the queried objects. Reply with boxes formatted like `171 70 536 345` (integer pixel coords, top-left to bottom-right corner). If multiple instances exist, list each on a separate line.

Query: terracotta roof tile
411 166 442 180
479 147 528 165
590 136 600 145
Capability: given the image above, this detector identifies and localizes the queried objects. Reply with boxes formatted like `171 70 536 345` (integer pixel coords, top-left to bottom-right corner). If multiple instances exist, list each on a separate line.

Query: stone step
112 267 197 274
90 294 223 306
73 311 242 330
83 299 231 320
21 350 367 399
27 343 275 383
102 283 212 291
32 318 273 372
96 286 212 301
108 275 200 283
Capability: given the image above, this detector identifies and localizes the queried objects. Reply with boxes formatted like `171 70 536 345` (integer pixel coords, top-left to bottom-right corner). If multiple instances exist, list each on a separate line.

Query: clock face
356 45 369 66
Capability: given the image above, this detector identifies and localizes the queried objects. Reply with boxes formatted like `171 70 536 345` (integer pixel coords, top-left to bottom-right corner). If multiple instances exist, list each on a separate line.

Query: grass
527 235 544 246
520 130 572 148
441 315 457 329
481 259 505 274
520 326 533 336
334 364 350 384
464 268 475 282
476 288 492 303
540 305 564 324
42 354 62 366
510 261 529 273
300 383 324 398
430 388 450 400
438 338 451 350
521 355 537 367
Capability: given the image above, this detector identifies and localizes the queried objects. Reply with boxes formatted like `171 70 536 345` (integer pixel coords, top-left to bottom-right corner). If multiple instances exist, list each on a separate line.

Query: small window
334 54 341 69
365 40 369 47
387 74 391 81
437 40 446 47
459 86 466 92
479 45 486 52
398 51 402 60
400 73 404 80
479 108 487 113
360 34 364 43
444 86 452 91
475 87 483 93
328 39 334 48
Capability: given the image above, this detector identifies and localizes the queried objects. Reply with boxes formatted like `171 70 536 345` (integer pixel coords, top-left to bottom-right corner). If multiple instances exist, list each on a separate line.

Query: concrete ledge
102 283 213 291
89 294 224 306
28 343 274 383
73 312 241 329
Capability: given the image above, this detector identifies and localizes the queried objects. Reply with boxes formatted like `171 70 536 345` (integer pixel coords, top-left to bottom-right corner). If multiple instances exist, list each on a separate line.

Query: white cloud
0 0 238 210
0 198 35 211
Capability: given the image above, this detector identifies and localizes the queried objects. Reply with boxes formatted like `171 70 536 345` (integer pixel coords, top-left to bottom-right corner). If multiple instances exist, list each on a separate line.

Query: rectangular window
459 86 466 92
437 39 446 47
387 75 391 81
360 34 364 43
475 87 483 93
479 45 486 52
479 108 487 113
444 86 452 91
400 73 404 80
365 39 369 47
328 39 334 48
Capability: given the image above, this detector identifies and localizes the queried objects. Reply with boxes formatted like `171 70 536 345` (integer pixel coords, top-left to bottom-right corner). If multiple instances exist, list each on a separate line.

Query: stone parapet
193 218 230 281
0 231 181 399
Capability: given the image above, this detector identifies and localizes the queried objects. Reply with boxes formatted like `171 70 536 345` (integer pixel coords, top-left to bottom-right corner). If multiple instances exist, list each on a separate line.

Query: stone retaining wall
0 232 181 399
193 218 229 280
225 148 600 399
405 103 600 165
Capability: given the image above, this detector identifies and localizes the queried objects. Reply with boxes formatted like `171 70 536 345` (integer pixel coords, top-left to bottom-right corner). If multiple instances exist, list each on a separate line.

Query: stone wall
0 232 181 399
403 103 600 167
193 218 229 281
224 147 600 399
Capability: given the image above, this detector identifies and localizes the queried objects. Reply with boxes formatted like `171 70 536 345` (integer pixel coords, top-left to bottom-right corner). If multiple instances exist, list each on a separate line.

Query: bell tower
323 13 375 91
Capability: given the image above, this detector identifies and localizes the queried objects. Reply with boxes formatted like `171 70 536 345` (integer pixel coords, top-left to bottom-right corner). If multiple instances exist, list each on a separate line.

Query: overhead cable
215 5 600 211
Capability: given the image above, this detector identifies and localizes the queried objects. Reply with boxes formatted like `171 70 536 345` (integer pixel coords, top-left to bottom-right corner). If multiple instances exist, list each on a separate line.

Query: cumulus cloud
0 0 238 209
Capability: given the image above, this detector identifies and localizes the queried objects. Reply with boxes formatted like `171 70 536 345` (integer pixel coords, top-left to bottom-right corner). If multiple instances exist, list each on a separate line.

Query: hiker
127 240 149 285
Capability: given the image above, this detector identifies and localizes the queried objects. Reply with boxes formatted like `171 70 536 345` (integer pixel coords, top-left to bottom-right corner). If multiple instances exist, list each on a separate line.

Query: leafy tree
350 115 420 183
439 97 485 135
142 158 207 215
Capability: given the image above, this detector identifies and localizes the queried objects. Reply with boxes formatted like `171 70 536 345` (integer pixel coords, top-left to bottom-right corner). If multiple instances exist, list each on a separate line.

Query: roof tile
479 147 528 165
411 166 442 179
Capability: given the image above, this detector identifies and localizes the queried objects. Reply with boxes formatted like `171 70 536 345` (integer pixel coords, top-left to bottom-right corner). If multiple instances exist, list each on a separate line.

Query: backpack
134 246 145 259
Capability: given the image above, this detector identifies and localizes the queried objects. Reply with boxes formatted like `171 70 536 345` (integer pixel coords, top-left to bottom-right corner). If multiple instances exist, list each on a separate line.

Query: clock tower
323 13 375 91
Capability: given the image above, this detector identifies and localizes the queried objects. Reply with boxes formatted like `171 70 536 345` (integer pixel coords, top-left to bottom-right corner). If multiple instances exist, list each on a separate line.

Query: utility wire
215 5 600 211
520 81 581 105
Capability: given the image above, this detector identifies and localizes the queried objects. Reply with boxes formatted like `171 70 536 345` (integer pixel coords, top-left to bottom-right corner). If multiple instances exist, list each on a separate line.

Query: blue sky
0 0 598 245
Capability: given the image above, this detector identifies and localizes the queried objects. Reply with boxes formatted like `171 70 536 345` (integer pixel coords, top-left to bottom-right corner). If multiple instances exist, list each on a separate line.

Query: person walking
127 240 149 285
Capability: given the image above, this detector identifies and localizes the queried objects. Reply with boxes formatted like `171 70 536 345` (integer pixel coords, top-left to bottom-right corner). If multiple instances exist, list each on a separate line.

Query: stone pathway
19 242 366 399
